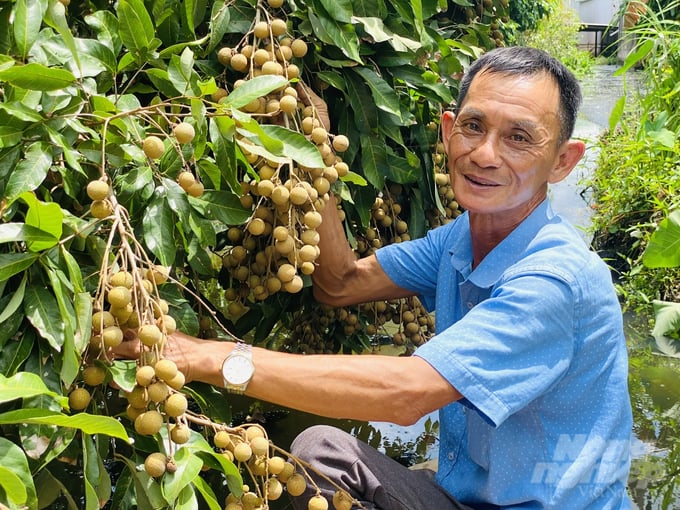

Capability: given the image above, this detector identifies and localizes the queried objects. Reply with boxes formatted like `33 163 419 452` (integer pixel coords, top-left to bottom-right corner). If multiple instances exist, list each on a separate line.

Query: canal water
240 65 679 509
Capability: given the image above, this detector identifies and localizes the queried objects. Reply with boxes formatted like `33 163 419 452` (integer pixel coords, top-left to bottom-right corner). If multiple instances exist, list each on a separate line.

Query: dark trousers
289 424 474 510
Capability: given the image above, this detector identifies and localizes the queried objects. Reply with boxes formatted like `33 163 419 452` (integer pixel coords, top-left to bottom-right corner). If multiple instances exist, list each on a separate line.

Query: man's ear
441 111 456 146
549 139 586 184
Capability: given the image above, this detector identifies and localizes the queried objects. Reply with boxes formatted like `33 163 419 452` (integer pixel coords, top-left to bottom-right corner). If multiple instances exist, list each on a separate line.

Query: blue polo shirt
376 199 632 509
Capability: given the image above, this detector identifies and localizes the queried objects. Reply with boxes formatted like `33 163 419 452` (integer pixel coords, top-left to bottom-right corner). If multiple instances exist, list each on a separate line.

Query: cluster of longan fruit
427 143 461 228
214 425 355 510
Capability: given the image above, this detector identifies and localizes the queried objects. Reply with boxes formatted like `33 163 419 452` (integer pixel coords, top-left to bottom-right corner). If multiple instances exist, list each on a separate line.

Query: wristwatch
221 342 254 394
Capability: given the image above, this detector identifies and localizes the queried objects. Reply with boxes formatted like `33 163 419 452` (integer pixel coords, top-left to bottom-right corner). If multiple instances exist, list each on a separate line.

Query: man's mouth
465 174 499 187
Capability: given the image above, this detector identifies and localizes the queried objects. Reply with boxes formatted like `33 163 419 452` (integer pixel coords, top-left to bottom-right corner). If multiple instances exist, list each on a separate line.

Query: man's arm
149 332 461 426
311 194 414 306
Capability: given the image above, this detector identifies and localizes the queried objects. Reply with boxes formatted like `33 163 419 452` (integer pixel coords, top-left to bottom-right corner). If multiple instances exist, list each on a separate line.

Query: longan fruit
90 199 113 219
253 21 269 39
138 324 163 347
300 229 320 246
212 87 228 102
311 127 328 144
290 186 309 205
249 436 269 457
303 210 323 229
178 171 196 190
217 47 233 66
186 181 204 197
213 430 232 449
290 39 308 58
147 381 169 403
166 370 185 390
107 286 132 307
134 410 164 435
285 473 307 497
170 424 191 444
164 392 188 418
154 359 178 381
298 244 318 263
233 441 253 462
271 185 290 206
332 135 350 152
279 94 298 114
283 275 303 293
247 218 266 236
86 180 109 201
308 495 328 510
82 365 106 386
268 455 286 475
173 122 195 144
136 365 156 387
271 18 287 36
126 385 149 408
102 325 124 348
262 60 283 76
91 310 115 332
267 477 284 500
230 53 248 72
146 265 170 284
142 135 164 159
332 490 353 510
158 314 176 335
268 0 284 7
69 387 91 411
277 461 296 482
277 263 296 283
144 452 167 478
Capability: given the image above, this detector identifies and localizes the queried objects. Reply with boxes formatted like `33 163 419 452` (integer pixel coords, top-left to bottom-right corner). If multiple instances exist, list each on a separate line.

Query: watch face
223 354 254 385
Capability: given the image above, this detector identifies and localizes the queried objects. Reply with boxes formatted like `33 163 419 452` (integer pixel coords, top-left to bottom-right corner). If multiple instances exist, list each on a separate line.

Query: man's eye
510 133 529 142
462 121 481 131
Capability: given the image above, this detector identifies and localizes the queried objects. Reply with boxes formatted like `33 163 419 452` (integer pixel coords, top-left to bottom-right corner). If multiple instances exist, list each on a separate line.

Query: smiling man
122 47 633 509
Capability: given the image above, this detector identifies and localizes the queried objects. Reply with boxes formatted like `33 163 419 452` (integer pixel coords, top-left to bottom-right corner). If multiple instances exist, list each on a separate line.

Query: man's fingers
296 83 330 130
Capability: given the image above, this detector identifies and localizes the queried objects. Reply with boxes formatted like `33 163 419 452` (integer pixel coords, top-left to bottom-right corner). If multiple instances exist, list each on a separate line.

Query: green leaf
21 192 63 251
143 194 177 267
208 1 231 52
0 63 76 91
360 134 387 189
345 71 378 133
615 38 654 76
0 125 24 148
0 372 67 407
0 223 58 246
162 447 203 503
259 125 326 168
0 408 130 442
0 253 39 282
0 437 37 509
308 8 361 63
43 0 82 75
317 0 353 22
0 465 27 506
642 210 680 268
190 190 250 225
192 475 222 510
221 75 289 109
24 285 65 352
352 67 402 120
167 48 195 96
117 0 155 54
13 0 45 60
608 95 626 134
0 273 27 324
4 142 53 204
109 360 137 393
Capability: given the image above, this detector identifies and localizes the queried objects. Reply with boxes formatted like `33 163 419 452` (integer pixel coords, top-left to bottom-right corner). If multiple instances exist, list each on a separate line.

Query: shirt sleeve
415 269 576 428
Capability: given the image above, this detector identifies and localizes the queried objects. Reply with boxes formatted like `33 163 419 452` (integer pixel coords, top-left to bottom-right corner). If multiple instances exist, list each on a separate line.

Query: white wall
565 0 622 26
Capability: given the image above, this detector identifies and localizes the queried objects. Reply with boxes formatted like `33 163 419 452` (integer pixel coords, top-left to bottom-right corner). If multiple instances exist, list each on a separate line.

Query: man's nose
469 135 501 168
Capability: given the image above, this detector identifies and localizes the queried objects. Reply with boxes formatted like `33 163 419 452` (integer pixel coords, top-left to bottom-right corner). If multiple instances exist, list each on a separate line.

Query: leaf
21 192 63 251
344 71 378 133
143 194 177 267
0 372 67 407
360 134 387 189
259 125 326 168
117 0 155 54
162 447 203 503
317 0 353 22
4 142 53 204
0 63 76 91
208 1 231 52
13 0 45 60
221 75 288 109
43 0 82 75
0 125 24 148
24 285 65 352
190 190 250 225
615 38 654 76
109 360 137 393
308 8 361 63
0 273 27 324
0 223 57 246
192 475 222 510
642 210 680 268
0 437 37 509
608 95 626 134
0 408 130 442
352 67 402 120
652 300 680 341
0 253 39 282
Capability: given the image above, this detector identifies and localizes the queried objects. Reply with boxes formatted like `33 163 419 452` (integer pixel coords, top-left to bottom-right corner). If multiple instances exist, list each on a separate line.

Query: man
124 47 633 508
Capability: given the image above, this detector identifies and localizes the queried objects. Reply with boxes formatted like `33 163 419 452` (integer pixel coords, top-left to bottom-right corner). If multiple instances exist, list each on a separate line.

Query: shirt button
466 301 474 309
448 452 455 461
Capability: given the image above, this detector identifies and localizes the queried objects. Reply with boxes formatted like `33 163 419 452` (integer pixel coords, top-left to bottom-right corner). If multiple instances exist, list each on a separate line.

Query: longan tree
0 0 514 507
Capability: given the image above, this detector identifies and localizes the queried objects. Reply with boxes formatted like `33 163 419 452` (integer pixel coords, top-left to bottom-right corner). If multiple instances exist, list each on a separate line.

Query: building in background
563 0 623 57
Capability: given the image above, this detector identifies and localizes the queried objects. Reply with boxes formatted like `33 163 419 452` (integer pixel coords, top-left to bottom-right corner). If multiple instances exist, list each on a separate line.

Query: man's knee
291 424 350 459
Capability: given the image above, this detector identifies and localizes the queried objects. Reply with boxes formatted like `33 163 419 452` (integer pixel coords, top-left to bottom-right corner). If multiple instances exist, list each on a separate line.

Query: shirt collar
449 199 556 288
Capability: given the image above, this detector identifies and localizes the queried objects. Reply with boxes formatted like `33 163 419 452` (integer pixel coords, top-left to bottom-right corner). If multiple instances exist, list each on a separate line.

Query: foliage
0 0 522 507
588 0 680 314
515 0 594 78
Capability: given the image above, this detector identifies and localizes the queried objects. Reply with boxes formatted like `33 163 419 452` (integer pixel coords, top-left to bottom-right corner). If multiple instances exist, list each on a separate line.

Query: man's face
443 70 576 224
